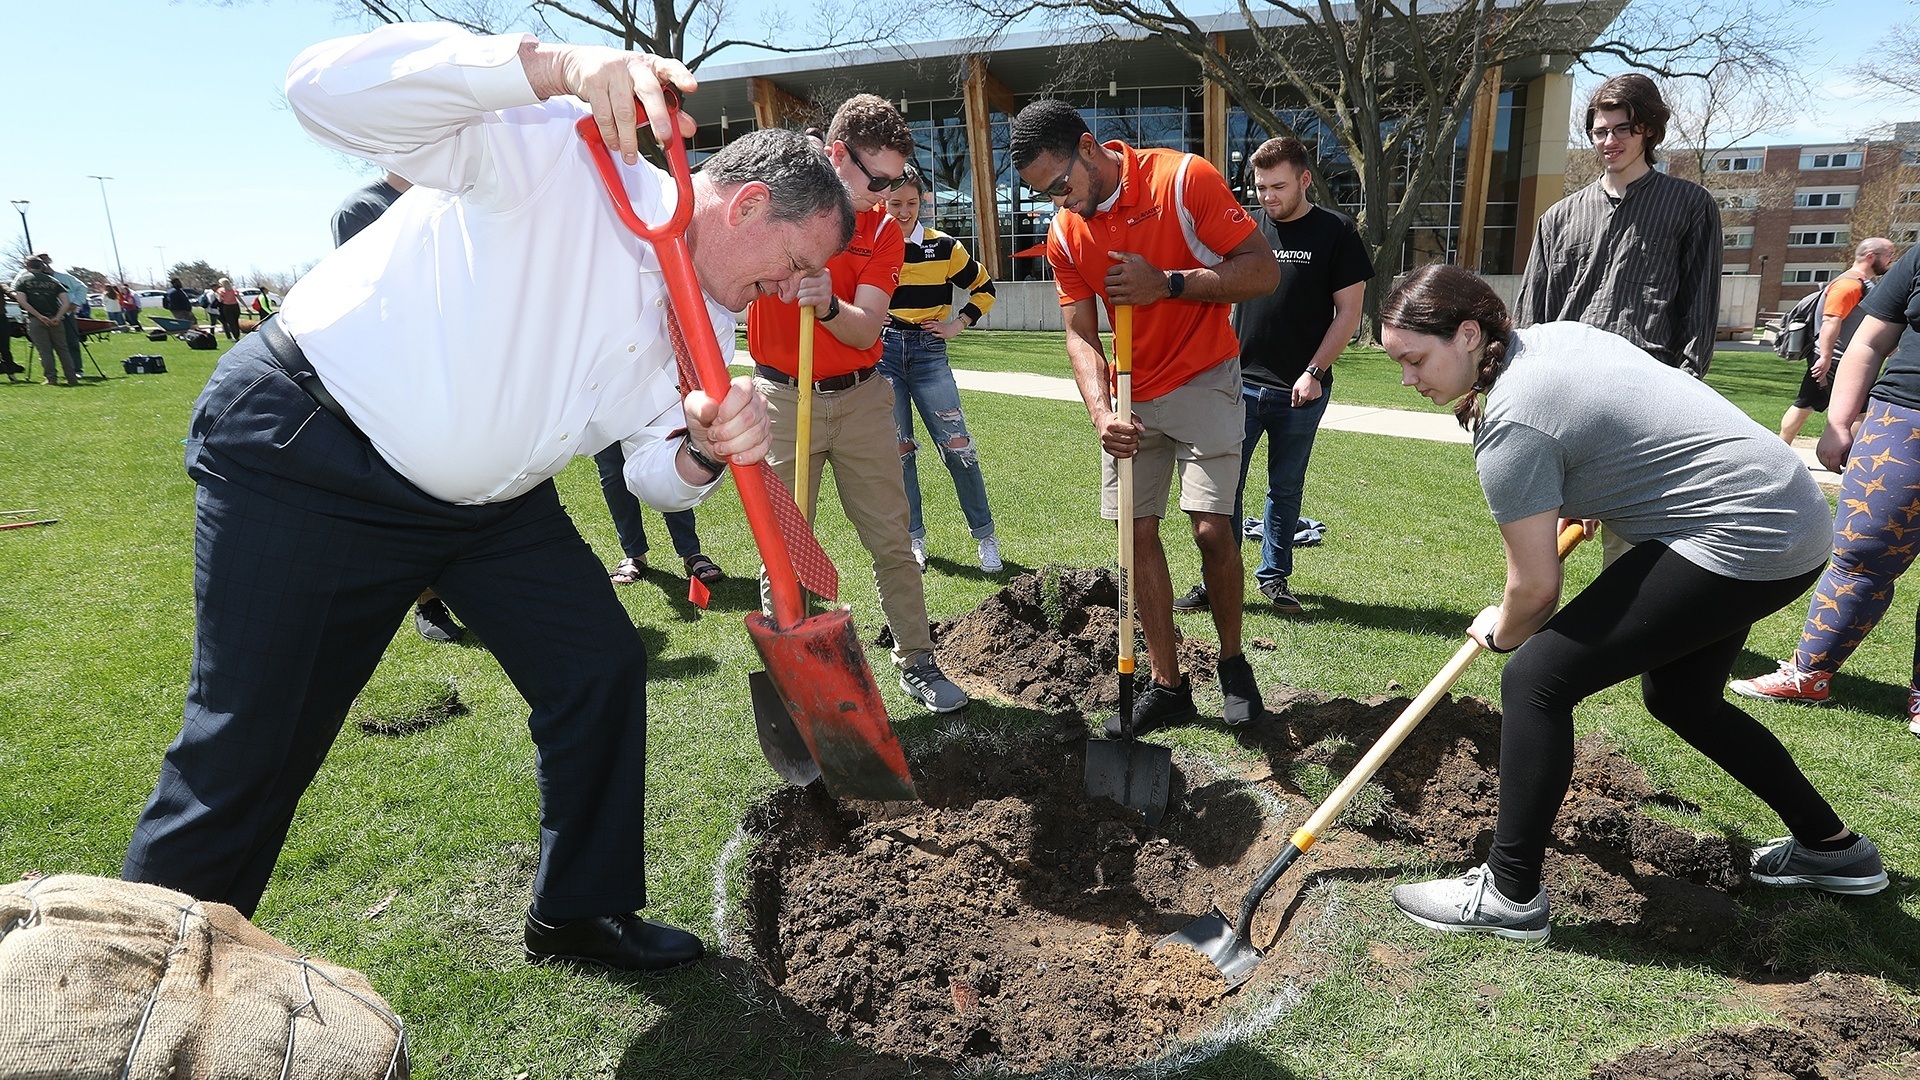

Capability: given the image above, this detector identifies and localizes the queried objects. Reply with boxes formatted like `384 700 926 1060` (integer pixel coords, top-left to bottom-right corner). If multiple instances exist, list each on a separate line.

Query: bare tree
956 0 1812 336
1659 71 1804 190
1849 147 1920 246
1848 22 1920 103
336 0 912 70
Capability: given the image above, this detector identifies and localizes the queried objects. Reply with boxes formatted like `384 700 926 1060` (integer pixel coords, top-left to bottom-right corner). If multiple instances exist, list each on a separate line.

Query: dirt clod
1592 975 1920 1078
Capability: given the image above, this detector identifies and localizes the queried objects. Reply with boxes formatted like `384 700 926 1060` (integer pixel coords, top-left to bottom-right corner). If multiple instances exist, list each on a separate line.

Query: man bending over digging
1010 99 1280 734
122 22 854 975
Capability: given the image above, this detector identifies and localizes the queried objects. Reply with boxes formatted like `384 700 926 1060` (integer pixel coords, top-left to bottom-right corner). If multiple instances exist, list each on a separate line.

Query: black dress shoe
524 909 705 973
414 598 468 644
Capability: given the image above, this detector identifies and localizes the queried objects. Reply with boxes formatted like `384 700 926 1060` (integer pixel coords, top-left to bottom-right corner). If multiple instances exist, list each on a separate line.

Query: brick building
1677 125 1920 315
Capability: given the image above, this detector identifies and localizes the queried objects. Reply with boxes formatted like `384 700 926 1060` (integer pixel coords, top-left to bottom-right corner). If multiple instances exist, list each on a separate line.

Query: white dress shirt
281 22 728 507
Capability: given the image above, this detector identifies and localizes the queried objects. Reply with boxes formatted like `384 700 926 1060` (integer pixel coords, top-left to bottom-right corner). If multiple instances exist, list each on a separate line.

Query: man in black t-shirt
1174 137 1373 614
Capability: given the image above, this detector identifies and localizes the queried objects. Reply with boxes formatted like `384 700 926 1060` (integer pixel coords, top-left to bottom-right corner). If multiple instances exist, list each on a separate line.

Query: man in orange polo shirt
1011 99 1280 734
748 94 967 713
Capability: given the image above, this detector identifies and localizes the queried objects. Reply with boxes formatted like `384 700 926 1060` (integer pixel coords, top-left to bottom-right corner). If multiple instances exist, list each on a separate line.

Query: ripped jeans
879 324 995 540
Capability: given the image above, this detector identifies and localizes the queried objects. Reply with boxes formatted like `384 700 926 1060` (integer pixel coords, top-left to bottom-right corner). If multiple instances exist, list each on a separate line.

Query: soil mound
934 567 1217 714
1591 975 1920 1078
734 575 1876 1074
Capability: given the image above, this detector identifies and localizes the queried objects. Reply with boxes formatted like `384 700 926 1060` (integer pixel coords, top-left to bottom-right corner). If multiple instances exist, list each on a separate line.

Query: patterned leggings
1794 398 1920 684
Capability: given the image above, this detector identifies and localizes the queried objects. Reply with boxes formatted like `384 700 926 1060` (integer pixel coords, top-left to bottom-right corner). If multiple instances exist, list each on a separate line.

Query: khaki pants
757 371 933 666
24 316 78 383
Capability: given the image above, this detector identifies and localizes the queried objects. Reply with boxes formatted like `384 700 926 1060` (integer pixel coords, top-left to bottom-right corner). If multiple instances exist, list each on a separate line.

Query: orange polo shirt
748 206 905 380
1047 141 1256 401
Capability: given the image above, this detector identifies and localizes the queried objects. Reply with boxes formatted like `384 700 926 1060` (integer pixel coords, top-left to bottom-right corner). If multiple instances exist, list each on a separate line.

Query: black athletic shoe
1172 584 1210 612
1218 653 1262 726
1106 674 1197 737
1260 577 1303 614
415 599 467 644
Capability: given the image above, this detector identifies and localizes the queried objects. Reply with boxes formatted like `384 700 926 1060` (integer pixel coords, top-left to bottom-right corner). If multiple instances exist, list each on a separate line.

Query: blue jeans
879 325 995 540
593 443 701 561
1232 382 1329 588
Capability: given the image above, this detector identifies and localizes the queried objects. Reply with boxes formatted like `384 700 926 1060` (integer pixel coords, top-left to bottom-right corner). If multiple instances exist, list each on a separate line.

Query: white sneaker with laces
910 537 927 571
977 535 1003 572
1393 864 1551 941
1907 687 1920 738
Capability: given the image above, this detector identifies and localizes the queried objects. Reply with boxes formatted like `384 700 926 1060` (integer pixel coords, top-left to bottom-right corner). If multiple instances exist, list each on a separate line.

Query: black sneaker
1172 585 1209 612
1218 653 1262 726
415 598 467 644
1106 674 1197 737
1260 577 1303 614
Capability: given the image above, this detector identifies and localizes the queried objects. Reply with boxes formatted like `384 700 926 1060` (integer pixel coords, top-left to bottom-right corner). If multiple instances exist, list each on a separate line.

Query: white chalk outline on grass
703 753 1332 1078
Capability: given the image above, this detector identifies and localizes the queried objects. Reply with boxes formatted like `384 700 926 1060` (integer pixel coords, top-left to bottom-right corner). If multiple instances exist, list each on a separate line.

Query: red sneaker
1729 662 1831 704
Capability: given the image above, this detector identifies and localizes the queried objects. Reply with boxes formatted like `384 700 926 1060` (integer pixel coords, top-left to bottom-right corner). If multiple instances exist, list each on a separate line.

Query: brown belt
754 363 879 395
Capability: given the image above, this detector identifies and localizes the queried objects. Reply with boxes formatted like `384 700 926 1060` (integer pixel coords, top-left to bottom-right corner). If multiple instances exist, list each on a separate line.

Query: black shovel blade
749 669 822 787
1158 907 1265 988
1084 737 1172 826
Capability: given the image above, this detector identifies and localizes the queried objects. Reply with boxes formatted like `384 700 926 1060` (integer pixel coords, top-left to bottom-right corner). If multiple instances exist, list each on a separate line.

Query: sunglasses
1027 155 1079 198
847 149 910 193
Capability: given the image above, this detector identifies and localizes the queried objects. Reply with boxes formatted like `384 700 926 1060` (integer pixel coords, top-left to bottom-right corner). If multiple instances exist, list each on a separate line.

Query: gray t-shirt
1474 322 1830 580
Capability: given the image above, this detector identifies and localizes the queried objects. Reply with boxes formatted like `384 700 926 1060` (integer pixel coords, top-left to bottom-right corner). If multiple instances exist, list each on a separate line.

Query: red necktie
664 304 840 603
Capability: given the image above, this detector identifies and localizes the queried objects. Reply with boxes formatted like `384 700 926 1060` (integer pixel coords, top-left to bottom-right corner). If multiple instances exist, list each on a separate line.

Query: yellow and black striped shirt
889 224 996 326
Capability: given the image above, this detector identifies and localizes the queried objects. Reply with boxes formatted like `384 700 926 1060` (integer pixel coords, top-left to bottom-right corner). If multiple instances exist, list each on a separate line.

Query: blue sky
6 0 1916 286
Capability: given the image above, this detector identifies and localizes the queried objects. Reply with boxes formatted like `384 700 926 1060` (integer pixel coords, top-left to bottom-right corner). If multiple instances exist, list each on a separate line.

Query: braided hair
1378 264 1513 431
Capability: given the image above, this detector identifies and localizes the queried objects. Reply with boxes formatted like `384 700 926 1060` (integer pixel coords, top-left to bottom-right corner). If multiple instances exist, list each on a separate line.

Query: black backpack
184 330 217 351
1774 286 1829 362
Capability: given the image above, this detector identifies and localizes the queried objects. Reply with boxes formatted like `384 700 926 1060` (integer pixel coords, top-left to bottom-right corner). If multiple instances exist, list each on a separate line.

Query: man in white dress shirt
121 23 855 974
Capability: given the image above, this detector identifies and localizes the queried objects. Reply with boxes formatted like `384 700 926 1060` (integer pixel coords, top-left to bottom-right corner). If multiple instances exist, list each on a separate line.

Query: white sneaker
977 535 1003 573
1907 687 1920 738
910 537 927 571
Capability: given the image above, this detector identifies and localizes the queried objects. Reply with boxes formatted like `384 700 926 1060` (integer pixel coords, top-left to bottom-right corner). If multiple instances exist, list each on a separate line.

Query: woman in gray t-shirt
1376 264 1885 943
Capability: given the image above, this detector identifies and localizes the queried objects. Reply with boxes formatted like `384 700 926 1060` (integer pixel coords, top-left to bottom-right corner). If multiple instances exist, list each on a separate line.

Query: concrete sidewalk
947 367 1843 487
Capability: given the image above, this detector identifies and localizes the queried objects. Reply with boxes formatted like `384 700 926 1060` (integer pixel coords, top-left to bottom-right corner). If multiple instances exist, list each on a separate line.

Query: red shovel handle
576 111 807 628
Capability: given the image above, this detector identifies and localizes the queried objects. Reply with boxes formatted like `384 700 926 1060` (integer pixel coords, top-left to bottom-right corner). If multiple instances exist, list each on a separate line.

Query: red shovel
577 107 916 802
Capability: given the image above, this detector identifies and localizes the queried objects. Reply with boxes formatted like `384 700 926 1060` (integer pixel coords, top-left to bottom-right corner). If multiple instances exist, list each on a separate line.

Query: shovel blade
1158 908 1265 988
1084 737 1172 826
748 669 823 787
746 607 917 802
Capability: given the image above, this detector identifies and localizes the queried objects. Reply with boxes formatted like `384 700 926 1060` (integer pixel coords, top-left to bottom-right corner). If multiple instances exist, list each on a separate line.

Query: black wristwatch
1304 363 1329 384
1166 271 1186 300
683 439 725 481
819 295 842 322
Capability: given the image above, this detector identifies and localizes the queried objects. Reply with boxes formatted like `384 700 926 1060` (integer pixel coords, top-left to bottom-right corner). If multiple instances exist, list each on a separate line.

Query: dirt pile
934 567 1216 714
734 575 1883 1074
1591 975 1920 1078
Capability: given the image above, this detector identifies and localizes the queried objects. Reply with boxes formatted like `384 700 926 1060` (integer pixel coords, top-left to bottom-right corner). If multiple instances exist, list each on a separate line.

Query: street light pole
88 176 127 285
8 200 29 253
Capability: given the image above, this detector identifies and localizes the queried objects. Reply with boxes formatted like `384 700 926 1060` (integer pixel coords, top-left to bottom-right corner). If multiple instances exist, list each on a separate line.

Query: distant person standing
164 278 194 326
880 166 1004 573
1516 74 1721 378
1776 238 1897 443
43 257 89 373
1173 136 1373 616
0 301 22 381
215 277 244 340
1515 72 1721 565
329 168 466 645
333 172 413 247
119 283 142 329
9 255 80 385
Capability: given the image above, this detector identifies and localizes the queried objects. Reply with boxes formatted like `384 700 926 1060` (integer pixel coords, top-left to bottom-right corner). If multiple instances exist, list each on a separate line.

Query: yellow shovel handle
796 305 816 525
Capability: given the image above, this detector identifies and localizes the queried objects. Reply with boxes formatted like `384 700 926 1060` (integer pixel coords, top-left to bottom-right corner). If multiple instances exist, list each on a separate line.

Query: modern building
1684 124 1920 314
675 13 1618 285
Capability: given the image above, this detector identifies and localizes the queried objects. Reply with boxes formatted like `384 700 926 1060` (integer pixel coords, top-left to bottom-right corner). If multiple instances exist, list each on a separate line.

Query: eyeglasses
847 149 910 193
1589 123 1640 144
1028 156 1079 199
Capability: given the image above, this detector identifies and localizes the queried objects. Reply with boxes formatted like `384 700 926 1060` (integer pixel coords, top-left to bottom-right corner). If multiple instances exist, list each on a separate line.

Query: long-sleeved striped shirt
889 223 996 325
1515 168 1722 377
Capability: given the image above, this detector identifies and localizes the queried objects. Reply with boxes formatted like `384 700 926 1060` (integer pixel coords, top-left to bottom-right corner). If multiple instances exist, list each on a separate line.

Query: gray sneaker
1749 834 1889 895
1393 863 1550 941
900 654 968 713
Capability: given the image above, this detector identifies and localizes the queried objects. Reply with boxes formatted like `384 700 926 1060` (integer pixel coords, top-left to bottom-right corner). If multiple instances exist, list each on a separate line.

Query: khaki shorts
1101 357 1243 520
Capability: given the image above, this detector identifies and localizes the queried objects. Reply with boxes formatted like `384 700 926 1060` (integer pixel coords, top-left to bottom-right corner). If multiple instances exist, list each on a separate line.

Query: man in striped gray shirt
1516 74 1721 378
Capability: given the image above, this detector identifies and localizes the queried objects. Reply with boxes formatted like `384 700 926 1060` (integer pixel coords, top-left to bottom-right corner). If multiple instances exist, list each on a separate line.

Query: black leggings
1487 541 1840 902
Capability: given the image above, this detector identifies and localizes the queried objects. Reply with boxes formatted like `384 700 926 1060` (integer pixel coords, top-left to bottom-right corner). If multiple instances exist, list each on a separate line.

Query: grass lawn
2 328 1914 1078
945 332 1823 439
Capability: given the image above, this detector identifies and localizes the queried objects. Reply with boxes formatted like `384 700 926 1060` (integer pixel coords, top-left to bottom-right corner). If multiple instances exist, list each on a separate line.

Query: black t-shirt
331 179 403 248
1865 244 1920 410
1232 204 1375 389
